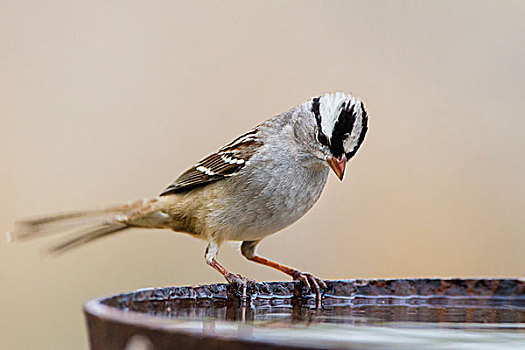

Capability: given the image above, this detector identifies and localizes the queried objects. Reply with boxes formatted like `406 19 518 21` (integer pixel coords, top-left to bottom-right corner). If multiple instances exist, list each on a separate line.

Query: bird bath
84 278 525 349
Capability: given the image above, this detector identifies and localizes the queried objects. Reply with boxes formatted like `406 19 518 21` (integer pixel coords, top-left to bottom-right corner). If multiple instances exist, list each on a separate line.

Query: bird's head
303 92 368 180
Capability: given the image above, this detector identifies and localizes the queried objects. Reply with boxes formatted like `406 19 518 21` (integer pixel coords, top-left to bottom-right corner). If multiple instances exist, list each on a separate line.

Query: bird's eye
317 132 330 146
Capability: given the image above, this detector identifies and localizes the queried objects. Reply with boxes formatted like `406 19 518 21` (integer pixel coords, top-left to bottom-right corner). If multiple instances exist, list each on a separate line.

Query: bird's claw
292 271 327 300
224 272 256 299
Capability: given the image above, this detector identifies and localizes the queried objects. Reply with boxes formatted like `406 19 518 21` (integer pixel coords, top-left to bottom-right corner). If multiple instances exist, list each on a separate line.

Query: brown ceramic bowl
84 278 525 349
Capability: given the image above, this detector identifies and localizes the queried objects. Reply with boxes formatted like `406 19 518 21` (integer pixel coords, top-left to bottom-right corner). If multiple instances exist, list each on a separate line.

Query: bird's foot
224 272 256 299
291 271 327 301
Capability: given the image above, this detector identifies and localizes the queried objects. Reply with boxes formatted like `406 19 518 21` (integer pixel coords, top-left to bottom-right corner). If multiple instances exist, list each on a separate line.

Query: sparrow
8 92 368 299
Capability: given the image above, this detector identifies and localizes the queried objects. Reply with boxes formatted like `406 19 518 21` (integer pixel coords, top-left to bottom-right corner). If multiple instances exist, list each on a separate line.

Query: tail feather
49 223 129 255
10 211 118 241
7 198 167 254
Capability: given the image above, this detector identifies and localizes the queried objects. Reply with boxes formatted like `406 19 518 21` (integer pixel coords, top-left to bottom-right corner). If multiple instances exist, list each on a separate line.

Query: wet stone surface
86 279 525 349
101 279 525 324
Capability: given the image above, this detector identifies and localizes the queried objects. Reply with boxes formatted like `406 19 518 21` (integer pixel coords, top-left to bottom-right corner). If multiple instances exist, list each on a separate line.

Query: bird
8 92 368 299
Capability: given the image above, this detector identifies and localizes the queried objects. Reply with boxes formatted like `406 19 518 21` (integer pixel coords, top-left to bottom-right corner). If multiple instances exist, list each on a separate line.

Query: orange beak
327 154 347 180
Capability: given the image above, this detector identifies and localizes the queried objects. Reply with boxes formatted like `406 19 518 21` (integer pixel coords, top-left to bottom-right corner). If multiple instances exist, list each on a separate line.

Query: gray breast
210 141 329 241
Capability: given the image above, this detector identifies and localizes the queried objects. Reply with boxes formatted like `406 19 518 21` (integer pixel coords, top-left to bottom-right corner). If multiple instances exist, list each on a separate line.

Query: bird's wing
160 128 262 195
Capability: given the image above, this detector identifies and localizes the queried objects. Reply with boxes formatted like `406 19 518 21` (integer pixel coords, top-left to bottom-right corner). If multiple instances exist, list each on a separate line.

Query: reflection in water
131 295 525 326
125 296 525 348
99 280 525 349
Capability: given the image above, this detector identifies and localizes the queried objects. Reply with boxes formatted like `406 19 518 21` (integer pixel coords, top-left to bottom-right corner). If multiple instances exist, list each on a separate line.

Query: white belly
210 160 329 242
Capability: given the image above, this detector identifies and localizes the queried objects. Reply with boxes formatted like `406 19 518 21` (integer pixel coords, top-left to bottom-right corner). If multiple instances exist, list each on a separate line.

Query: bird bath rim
84 278 525 350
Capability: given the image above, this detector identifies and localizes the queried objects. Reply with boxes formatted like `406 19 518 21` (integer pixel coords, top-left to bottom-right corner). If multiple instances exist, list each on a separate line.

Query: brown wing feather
160 129 262 195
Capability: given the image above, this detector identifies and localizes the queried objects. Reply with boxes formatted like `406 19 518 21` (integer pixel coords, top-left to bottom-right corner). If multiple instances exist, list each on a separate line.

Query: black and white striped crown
310 92 368 159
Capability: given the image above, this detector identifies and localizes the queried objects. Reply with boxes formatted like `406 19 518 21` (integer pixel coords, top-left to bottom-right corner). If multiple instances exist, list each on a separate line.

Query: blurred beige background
1 1 524 349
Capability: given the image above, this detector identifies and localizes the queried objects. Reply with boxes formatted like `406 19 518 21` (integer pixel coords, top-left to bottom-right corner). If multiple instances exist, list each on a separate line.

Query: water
118 295 525 349
98 280 525 349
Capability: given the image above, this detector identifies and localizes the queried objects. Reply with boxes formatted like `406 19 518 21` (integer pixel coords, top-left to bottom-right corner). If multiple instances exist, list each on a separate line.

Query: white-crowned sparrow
9 92 368 299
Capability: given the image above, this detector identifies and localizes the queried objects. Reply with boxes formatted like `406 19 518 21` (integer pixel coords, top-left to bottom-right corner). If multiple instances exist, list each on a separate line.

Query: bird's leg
205 241 255 298
241 240 327 300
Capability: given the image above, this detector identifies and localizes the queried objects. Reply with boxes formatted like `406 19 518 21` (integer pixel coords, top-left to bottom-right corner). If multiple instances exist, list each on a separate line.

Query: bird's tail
7 198 169 254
